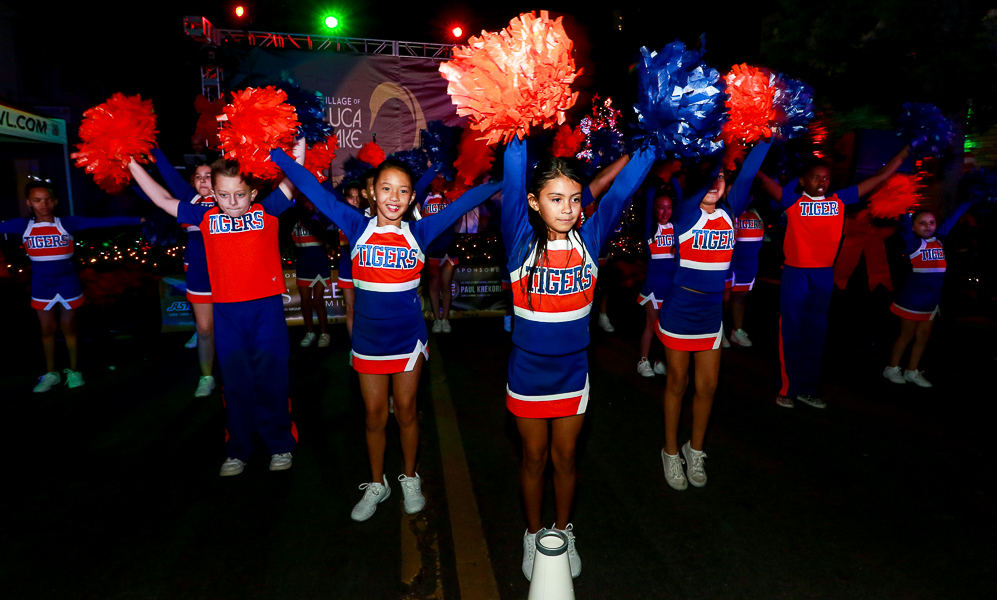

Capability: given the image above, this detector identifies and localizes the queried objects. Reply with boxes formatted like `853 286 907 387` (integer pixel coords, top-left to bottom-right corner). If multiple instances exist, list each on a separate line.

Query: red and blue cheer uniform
502 137 654 418
177 191 298 462
292 214 333 288
1 215 142 310
776 180 860 398
656 142 770 352
729 206 764 292
273 148 500 375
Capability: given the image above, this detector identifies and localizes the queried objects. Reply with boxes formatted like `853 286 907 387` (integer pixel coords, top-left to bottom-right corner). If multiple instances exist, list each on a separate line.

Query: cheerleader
756 146 910 408
724 200 765 347
658 142 770 491
421 178 460 333
502 138 654 580
636 183 677 377
336 183 363 337
146 149 217 397
292 199 334 348
271 148 501 521
128 143 305 476
1 180 142 391
883 201 976 387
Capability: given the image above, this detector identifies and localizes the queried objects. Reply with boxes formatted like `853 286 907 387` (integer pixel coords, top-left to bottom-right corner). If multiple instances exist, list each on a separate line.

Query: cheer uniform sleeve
581 147 655 256
501 137 532 255
0 218 29 234
412 182 501 247
261 188 293 216
151 148 198 201
643 185 657 241
728 142 771 217
271 148 366 238
779 181 801 210
835 185 860 206
415 164 440 204
320 179 348 204
176 203 213 226
61 215 142 233
673 163 722 233
896 213 919 253
937 200 975 238
581 186 597 209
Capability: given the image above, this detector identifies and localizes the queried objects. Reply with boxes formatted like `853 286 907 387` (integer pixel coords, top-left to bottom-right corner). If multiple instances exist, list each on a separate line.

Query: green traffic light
325 16 339 29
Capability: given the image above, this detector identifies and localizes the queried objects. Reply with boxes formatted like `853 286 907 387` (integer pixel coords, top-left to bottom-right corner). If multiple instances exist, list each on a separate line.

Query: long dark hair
520 155 588 311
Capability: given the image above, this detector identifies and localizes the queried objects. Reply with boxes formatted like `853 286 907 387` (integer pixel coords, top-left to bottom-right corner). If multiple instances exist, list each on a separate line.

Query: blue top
670 141 770 293
272 148 501 319
502 137 655 354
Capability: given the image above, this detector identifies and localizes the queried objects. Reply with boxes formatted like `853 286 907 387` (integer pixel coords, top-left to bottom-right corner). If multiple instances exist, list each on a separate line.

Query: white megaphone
528 528 575 600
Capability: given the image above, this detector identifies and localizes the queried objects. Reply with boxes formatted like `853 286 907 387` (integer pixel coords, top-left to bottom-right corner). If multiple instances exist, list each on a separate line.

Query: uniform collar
802 192 826 201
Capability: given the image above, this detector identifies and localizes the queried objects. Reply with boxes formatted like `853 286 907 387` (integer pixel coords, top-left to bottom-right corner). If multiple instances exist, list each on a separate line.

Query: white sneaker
522 529 537 581
431 319 443 333
904 369 933 388
554 523 581 578
269 452 292 471
220 457 245 476
653 361 667 376
730 329 753 347
351 475 391 521
776 395 795 408
721 330 731 348
597 313 615 333
882 366 906 385
681 441 707 488
504 315 512 332
300 332 316 347
317 333 331 348
64 369 84 389
637 358 654 378
440 319 452 333
185 332 198 349
194 375 215 398
796 395 827 409
661 449 688 490
33 372 61 393
398 473 426 514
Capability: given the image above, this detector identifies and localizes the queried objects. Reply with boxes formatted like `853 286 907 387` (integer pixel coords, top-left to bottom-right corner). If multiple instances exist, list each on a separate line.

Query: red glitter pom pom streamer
357 141 386 168
551 124 586 158
869 174 921 219
454 126 496 186
304 135 339 183
218 87 300 181
721 64 776 169
439 10 580 145
71 93 158 194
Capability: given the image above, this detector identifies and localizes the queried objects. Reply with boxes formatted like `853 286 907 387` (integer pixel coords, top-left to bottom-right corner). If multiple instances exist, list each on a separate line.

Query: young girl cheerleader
883 200 977 387
502 137 654 580
292 198 334 348
147 149 217 397
724 199 765 347
271 148 501 521
637 184 677 377
337 182 364 337
756 146 910 408
128 142 305 476
658 142 770 491
1 180 143 392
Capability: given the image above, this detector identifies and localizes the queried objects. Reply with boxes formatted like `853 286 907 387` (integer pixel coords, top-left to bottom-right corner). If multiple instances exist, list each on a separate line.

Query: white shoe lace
358 482 383 500
686 449 707 477
398 474 421 494
665 453 685 480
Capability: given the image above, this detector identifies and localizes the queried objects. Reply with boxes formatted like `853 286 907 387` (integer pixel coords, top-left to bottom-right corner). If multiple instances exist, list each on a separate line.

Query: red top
910 238 946 273
648 222 676 259
735 208 764 242
779 184 859 268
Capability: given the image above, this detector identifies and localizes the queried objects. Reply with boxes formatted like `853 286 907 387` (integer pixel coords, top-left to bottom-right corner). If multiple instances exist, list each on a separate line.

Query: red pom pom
71 93 158 194
445 179 472 201
194 95 225 149
357 141 386 167
304 135 339 183
721 64 776 170
439 10 581 145
454 126 496 186
218 87 300 181
551 123 586 158
869 174 921 218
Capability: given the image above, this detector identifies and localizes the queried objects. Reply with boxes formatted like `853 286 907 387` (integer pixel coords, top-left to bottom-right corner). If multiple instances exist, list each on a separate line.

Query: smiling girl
1 180 143 392
271 148 500 522
501 137 654 581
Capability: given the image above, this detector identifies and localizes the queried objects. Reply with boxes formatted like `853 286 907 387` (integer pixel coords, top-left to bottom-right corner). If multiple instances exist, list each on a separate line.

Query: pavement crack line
426 339 501 600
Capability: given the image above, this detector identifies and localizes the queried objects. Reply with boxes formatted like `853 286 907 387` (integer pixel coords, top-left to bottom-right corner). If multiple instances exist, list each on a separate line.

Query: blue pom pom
389 148 430 180
633 39 727 159
898 102 954 158
272 81 332 145
420 121 462 179
341 157 371 186
772 75 814 140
